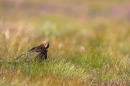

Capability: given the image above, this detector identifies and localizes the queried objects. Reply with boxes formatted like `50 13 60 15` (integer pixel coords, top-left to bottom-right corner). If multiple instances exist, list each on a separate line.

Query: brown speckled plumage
16 41 49 62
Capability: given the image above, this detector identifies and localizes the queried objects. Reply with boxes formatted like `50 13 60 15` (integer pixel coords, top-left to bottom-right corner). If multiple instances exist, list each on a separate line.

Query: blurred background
1 0 130 22
0 0 130 85
1 0 130 20
0 0 130 56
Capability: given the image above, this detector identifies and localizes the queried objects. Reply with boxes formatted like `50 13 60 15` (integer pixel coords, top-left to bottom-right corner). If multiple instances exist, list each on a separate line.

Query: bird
15 41 49 62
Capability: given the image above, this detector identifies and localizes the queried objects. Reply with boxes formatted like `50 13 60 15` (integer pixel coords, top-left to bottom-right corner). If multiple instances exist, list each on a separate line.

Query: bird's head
41 41 49 49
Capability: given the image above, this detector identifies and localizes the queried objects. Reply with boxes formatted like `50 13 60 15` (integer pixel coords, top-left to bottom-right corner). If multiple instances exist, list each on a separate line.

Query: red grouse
15 41 49 62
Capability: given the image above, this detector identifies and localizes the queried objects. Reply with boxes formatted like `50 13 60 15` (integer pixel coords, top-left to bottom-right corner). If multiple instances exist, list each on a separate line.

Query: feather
15 41 49 62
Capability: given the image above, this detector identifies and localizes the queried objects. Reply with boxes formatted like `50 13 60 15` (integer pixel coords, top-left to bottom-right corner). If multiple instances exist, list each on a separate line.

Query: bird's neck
39 45 46 49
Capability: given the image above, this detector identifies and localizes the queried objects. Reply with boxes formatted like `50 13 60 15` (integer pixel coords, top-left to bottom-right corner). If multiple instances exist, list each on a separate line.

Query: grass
0 0 130 86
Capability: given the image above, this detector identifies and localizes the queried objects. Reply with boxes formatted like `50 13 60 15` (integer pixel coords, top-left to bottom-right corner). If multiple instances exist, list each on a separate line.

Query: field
0 0 130 86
